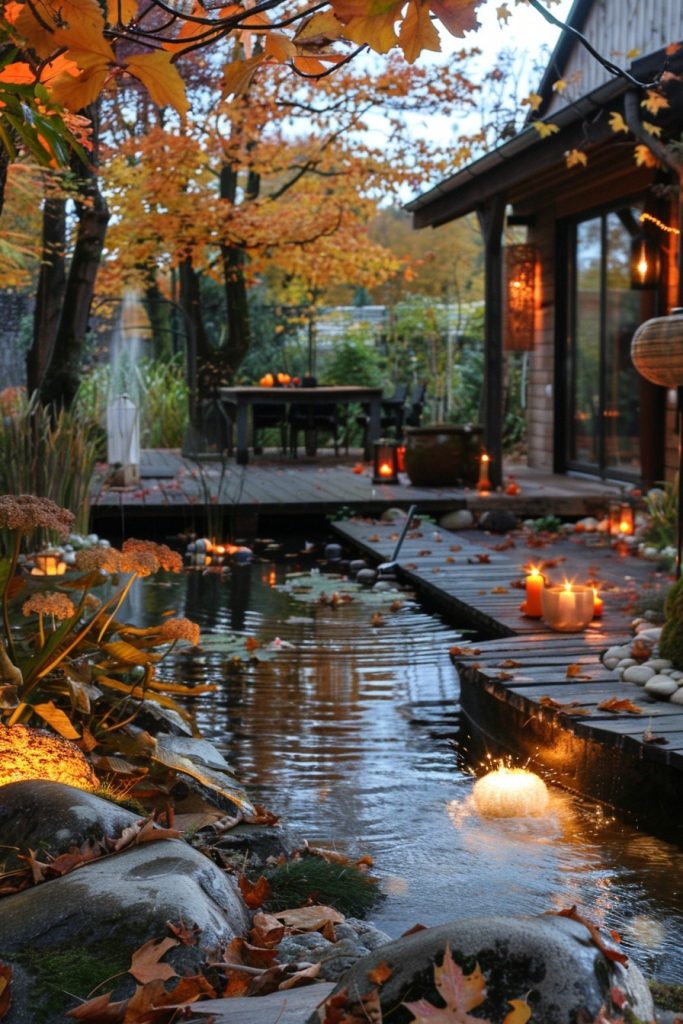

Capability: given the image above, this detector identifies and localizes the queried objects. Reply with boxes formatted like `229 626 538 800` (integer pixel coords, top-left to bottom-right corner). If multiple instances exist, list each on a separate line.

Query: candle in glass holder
524 567 544 617
477 453 491 492
618 503 634 535
608 502 622 536
542 582 594 632
592 588 603 617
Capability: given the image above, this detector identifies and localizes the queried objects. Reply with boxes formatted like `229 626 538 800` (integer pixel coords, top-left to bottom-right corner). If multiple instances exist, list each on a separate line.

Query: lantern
504 244 536 351
107 394 140 486
630 234 660 289
619 503 634 535
631 308 683 388
608 502 623 537
31 549 67 576
373 439 400 484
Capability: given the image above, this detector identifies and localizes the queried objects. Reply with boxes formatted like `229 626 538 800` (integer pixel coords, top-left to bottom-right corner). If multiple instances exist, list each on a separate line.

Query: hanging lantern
630 234 660 289
631 308 683 388
504 244 536 351
373 439 400 484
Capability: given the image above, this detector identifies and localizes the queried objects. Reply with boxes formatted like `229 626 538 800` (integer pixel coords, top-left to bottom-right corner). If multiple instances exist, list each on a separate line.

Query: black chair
357 383 408 458
252 401 288 454
405 382 427 427
288 377 340 456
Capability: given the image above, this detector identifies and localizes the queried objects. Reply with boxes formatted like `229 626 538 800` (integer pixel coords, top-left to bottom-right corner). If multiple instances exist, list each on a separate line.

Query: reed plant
0 394 100 550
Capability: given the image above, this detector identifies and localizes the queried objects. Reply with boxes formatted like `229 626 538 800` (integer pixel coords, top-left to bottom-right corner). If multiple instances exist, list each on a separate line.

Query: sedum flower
74 547 123 574
122 539 183 574
157 617 201 646
22 592 76 621
0 495 74 537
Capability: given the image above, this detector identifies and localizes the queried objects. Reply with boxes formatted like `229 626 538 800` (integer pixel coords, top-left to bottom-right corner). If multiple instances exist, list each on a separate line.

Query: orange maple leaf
129 936 178 985
398 1 441 64
404 944 486 1023
124 51 189 116
428 0 482 38
0 62 35 85
238 873 272 909
368 960 393 985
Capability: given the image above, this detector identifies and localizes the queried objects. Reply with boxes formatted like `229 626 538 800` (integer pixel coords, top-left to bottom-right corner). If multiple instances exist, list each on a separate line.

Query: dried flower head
74 547 123 574
158 617 201 646
0 495 74 537
22 592 76 620
83 594 102 610
120 547 159 577
122 539 182 574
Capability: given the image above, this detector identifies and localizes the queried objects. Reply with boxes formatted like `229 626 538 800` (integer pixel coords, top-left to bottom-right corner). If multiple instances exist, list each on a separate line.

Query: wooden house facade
406 0 683 488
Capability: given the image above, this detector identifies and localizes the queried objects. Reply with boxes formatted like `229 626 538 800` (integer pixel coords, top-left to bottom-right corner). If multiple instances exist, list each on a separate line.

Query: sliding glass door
566 205 650 480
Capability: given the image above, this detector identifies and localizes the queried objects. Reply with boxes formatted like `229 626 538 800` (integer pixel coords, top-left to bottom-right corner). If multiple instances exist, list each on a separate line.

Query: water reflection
138 564 683 983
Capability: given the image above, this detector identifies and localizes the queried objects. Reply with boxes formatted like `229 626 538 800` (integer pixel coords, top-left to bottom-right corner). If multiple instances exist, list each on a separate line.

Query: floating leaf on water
200 633 275 662
278 572 409 606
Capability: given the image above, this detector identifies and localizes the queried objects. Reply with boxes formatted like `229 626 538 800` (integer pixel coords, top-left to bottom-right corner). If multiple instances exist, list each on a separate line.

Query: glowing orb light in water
473 766 549 818
0 724 97 791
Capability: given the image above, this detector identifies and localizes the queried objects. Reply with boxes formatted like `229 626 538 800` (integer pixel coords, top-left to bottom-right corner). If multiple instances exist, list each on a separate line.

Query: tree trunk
40 105 109 407
26 196 66 394
219 164 257 375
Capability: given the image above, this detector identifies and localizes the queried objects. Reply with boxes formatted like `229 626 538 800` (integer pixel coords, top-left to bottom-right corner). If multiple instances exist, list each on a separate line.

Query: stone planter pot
403 424 484 486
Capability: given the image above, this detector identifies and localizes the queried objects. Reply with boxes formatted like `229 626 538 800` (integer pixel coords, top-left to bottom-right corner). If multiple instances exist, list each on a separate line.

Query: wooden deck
91 449 629 533
332 518 682 844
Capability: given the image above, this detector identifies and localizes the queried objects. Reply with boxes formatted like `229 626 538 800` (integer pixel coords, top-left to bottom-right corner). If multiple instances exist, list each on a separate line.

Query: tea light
524 567 544 618
542 582 594 632
592 588 603 617
618 503 634 535
477 453 491 492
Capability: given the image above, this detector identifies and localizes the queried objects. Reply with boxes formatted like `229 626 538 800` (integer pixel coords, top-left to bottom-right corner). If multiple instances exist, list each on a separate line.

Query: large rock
306 915 654 1024
278 918 391 982
0 779 140 868
0 840 249 1023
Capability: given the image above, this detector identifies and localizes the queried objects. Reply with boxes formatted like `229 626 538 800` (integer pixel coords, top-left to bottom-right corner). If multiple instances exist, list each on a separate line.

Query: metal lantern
373 439 400 484
107 394 140 486
504 244 536 351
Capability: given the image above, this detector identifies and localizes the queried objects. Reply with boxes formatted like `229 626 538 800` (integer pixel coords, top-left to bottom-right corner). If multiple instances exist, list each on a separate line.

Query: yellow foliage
532 121 559 138
565 148 587 168
641 89 669 115
634 144 658 168
124 51 189 117
608 110 629 134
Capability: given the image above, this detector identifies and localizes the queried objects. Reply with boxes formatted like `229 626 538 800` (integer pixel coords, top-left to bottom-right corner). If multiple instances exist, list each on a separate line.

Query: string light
639 212 680 236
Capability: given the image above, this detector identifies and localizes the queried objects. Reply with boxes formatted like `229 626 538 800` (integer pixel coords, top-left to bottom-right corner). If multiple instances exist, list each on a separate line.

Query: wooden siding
545 0 683 116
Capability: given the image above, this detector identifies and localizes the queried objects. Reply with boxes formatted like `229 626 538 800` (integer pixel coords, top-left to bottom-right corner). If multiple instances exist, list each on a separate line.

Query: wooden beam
477 195 506 489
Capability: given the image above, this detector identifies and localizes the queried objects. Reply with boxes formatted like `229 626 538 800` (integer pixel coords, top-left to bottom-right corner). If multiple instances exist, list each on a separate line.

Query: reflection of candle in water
525 568 544 617
592 588 603 617
477 453 491 491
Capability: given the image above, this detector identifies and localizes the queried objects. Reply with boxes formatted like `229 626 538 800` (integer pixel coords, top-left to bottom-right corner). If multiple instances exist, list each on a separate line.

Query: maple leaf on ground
129 937 178 984
404 944 486 1023
238 873 272 909
596 698 643 714
0 963 11 1019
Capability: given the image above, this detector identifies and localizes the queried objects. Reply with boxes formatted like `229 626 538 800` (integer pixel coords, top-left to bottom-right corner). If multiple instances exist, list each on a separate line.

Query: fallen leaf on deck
539 696 591 716
566 664 586 678
597 698 643 714
446 556 456 564
498 659 522 668
367 961 393 985
468 554 491 564
449 544 462 552
366 534 380 542
279 962 322 990
643 727 668 745
371 612 385 627
250 912 286 947
449 646 480 657
492 538 515 550
351 464 365 474
417 549 432 556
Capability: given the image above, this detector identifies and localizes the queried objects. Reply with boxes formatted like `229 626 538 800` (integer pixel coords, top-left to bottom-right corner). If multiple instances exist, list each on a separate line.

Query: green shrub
262 857 383 917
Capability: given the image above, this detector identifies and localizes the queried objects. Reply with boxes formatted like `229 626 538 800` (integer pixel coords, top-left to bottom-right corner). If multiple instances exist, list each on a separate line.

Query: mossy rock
659 619 683 669
262 857 383 918
649 980 683 1012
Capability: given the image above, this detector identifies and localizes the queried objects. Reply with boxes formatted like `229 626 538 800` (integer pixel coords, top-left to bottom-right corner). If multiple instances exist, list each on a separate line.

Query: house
406 0 683 489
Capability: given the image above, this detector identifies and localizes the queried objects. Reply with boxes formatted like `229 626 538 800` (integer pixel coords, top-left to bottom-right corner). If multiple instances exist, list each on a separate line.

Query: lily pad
199 633 276 662
278 571 409 607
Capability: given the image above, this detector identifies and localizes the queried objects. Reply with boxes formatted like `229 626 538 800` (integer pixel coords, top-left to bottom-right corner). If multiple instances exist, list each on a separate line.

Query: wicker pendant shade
631 308 683 387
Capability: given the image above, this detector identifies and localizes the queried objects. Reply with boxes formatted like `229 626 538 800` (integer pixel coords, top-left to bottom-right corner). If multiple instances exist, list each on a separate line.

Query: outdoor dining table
219 385 384 464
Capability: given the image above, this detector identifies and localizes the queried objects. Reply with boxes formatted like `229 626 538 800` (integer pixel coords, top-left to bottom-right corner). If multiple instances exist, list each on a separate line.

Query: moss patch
14 942 130 1023
262 857 383 917
649 980 683 1012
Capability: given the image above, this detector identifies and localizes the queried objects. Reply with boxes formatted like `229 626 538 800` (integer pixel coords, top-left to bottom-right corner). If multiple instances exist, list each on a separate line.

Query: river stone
278 919 391 982
622 664 657 686
0 780 141 869
479 510 518 534
669 687 683 705
439 509 473 530
0 840 249 1022
644 675 679 698
306 915 654 1024
380 508 407 522
648 659 673 671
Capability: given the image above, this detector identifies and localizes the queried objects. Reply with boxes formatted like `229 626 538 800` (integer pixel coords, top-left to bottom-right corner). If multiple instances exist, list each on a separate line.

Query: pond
133 553 683 985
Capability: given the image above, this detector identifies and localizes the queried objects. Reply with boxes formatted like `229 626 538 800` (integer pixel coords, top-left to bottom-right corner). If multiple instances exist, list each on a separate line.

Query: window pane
604 210 642 472
571 218 601 465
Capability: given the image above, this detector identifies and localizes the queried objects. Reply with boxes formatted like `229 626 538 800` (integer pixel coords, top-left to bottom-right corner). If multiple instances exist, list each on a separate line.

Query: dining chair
288 377 340 456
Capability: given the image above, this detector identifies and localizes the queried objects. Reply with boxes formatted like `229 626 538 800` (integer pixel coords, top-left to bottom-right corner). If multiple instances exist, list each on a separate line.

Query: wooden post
477 196 506 489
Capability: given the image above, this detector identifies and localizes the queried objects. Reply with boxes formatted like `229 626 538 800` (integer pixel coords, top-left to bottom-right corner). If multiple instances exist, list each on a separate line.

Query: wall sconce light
630 234 659 289
504 244 536 351
373 439 400 484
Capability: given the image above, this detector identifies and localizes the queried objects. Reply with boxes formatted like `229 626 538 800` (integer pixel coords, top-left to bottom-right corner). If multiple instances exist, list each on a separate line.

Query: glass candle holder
542 583 594 632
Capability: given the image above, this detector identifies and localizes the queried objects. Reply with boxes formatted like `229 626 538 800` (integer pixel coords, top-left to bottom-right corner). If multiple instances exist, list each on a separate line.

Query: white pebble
623 665 657 685
647 659 673 671
636 627 662 643
644 675 679 698
669 689 683 705
616 659 636 670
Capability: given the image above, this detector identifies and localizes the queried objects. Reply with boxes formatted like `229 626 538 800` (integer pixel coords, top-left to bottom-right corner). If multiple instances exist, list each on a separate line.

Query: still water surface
136 560 683 983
